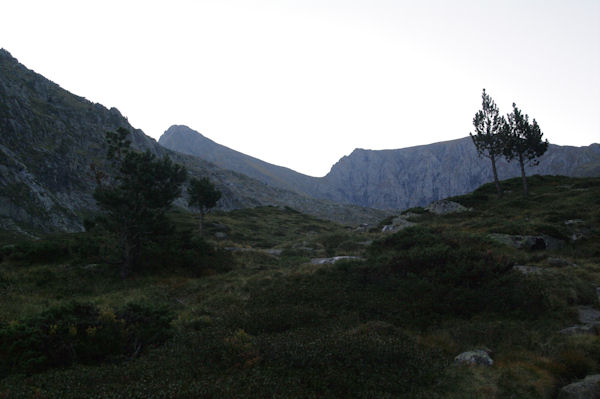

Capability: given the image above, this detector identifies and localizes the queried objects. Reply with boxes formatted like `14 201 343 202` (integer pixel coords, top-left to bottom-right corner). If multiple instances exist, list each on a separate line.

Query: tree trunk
518 152 528 196
490 154 503 197
121 239 133 278
199 209 205 237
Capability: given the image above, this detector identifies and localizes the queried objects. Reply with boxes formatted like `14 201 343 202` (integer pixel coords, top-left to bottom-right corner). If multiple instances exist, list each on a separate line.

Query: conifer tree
188 177 221 236
470 89 507 197
504 103 549 196
94 128 187 277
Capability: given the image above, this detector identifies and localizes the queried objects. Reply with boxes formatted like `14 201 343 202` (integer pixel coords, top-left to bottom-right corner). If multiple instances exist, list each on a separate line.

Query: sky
1 1 599 177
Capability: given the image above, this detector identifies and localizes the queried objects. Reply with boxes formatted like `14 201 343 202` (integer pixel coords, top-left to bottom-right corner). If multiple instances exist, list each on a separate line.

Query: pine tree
470 89 508 197
188 177 221 236
504 103 549 196
94 128 187 277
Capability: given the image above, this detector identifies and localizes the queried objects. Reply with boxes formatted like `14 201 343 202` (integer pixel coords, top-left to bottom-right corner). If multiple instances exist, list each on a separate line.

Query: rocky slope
160 126 600 211
0 49 385 234
321 138 600 209
159 125 319 196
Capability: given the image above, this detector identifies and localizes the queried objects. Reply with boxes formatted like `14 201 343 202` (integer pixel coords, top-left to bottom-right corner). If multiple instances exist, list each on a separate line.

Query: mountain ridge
0 48 387 235
159 125 600 210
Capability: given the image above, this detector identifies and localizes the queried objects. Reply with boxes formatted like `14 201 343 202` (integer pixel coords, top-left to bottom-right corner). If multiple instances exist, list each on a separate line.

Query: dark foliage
470 88 508 196
93 128 187 277
0 302 173 377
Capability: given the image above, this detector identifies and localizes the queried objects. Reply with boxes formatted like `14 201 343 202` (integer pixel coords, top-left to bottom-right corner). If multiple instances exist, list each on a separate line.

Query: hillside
160 126 600 211
0 49 386 235
1 175 599 397
159 125 320 197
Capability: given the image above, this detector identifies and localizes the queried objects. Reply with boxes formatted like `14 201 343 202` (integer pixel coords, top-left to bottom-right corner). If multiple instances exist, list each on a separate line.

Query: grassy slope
0 175 599 398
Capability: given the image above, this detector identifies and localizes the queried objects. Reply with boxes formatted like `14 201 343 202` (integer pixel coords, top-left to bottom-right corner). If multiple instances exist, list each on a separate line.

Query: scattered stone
382 216 416 233
513 265 545 275
558 325 598 336
578 306 600 325
399 212 423 220
488 233 565 250
564 219 584 225
310 256 363 265
454 349 494 366
558 374 600 399
224 247 283 257
425 200 470 215
547 257 576 268
559 307 600 336
263 249 283 256
354 223 369 233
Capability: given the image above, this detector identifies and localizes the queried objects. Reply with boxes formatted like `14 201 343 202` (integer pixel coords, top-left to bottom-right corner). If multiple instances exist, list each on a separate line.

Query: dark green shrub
366 226 553 319
0 302 174 377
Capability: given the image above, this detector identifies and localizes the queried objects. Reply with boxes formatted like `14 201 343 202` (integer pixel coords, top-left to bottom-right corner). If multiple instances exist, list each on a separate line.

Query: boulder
310 256 363 265
578 306 600 325
513 265 545 275
547 257 576 267
381 216 416 233
425 200 470 215
488 233 565 250
558 374 600 399
558 325 598 336
454 349 494 366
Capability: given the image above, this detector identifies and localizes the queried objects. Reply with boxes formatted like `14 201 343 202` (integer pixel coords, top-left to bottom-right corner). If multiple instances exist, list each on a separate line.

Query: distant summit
159 125 320 197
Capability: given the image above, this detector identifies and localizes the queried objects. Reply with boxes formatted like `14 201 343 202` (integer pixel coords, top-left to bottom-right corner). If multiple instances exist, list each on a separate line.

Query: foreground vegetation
1 175 599 398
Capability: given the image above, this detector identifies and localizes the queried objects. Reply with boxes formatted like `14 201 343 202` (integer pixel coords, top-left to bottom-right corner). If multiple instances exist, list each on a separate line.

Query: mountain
321 138 600 209
0 49 386 235
160 126 600 210
159 125 319 197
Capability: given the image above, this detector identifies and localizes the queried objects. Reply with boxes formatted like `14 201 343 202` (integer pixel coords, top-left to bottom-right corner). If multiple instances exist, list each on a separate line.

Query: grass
0 176 599 397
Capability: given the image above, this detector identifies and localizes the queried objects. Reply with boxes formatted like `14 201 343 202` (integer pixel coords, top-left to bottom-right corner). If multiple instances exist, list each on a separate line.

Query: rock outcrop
558 375 600 399
454 349 494 366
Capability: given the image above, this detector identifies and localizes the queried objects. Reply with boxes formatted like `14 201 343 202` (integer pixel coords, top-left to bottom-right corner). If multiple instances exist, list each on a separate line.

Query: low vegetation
0 175 599 398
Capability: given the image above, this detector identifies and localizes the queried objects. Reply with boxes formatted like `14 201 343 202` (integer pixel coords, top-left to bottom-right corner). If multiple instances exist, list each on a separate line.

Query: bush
0 302 174 377
366 226 555 319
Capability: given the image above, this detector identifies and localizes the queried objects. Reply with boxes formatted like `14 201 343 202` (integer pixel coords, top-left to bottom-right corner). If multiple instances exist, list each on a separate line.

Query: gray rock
488 233 565 250
558 374 600 399
558 307 600 336
214 232 228 239
382 216 416 233
558 325 598 336
564 219 585 225
547 257 575 267
263 249 283 256
578 306 600 325
425 200 469 215
513 265 545 275
310 256 363 265
454 349 494 366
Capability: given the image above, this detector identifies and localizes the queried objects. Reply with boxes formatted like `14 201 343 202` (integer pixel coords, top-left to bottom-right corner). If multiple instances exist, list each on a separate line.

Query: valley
1 175 599 398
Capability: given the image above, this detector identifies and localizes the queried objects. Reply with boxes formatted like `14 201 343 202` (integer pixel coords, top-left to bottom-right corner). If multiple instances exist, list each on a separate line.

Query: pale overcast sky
2 1 599 176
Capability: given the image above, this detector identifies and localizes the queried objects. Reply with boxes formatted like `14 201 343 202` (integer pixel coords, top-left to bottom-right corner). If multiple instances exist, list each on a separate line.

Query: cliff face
0 49 153 233
0 49 386 234
321 138 600 209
